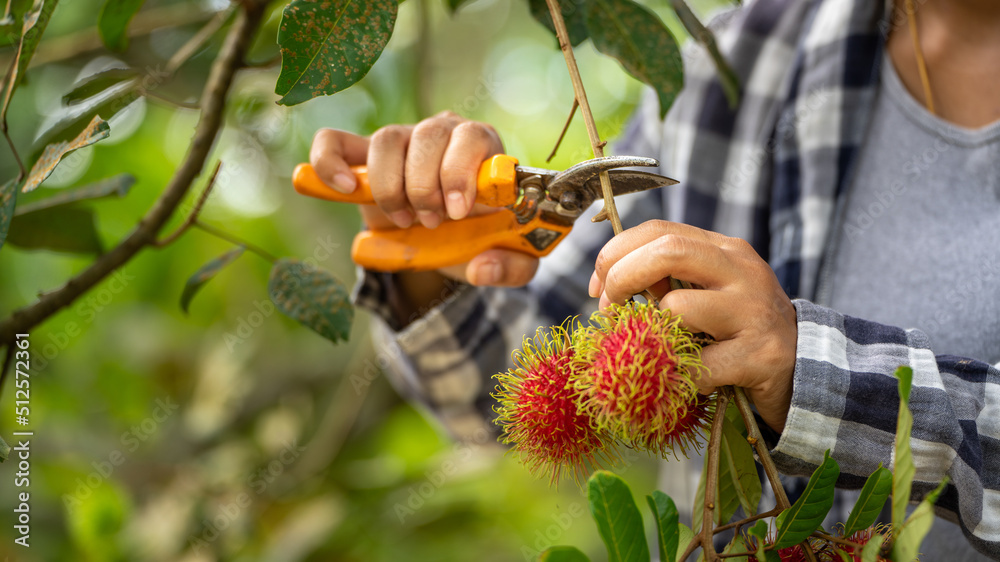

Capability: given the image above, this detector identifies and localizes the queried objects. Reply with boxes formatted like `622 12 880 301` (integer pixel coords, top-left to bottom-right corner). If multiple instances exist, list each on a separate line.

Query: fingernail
476 261 502 286
417 211 441 229
588 271 601 298
333 173 356 193
445 191 468 220
389 210 413 228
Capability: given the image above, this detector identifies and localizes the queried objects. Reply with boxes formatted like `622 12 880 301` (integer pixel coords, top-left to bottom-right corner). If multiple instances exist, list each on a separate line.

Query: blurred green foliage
0 0 726 559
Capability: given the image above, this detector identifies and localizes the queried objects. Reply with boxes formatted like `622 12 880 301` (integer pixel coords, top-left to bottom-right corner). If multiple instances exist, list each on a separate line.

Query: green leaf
843 465 892 536
15 174 135 215
180 246 245 314
0 434 10 462
892 477 948 562
32 89 138 163
23 116 110 193
97 0 145 51
528 0 589 47
646 491 679 562
268 258 353 343
892 366 915 530
275 0 398 106
773 450 839 549
585 0 682 118
677 523 694 560
859 532 885 562
6 206 103 254
667 0 739 108
63 68 139 105
1 0 59 119
748 519 769 561
540 546 592 562
587 470 649 562
0 178 18 251
722 533 749 556
721 413 762 517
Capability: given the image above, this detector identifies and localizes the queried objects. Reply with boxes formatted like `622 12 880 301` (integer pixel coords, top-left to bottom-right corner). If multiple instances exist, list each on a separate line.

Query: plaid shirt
355 0 1000 556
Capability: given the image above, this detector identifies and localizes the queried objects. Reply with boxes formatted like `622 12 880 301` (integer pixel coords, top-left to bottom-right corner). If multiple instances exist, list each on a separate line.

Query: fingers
658 288 744 341
597 234 735 306
404 113 464 229
441 121 503 220
310 129 371 193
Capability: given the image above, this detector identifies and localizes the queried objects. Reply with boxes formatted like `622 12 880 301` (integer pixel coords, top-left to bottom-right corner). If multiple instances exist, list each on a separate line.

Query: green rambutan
570 301 709 457
491 324 621 485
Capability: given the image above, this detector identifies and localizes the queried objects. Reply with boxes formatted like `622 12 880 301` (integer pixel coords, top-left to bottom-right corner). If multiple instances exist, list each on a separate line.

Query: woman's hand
589 220 798 433
309 111 539 287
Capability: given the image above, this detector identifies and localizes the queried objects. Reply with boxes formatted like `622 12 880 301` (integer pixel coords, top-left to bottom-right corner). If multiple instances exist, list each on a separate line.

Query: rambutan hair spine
569 300 712 459
490 321 624 485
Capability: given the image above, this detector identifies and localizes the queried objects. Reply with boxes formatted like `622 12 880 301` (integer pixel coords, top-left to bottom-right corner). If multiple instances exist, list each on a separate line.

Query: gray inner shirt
816 52 1000 560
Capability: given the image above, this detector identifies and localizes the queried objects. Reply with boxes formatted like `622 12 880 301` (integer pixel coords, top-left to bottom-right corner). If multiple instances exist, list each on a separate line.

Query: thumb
310 128 370 194
465 249 540 287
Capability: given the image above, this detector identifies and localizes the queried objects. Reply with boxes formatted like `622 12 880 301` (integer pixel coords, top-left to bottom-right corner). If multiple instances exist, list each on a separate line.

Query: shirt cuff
769 299 852 477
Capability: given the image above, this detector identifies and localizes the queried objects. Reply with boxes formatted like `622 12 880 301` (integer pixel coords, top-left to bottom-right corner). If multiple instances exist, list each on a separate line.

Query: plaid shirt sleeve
772 300 1000 558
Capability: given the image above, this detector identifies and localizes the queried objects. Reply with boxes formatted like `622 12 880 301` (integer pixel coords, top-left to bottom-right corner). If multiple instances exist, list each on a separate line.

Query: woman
310 0 1000 557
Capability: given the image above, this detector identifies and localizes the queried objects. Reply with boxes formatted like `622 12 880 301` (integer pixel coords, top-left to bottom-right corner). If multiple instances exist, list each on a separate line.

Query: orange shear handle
292 154 520 208
292 154 570 271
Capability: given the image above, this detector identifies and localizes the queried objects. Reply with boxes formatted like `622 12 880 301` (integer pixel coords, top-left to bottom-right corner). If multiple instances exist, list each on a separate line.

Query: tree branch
153 160 222 247
544 0 624 235
0 1 268 345
546 98 577 163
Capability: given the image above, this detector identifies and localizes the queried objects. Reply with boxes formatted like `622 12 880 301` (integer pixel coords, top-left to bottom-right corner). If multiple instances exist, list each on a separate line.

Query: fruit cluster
492 300 710 484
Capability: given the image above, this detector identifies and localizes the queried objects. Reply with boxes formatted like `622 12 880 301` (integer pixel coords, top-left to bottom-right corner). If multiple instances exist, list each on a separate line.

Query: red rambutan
570 301 708 457
492 324 620 485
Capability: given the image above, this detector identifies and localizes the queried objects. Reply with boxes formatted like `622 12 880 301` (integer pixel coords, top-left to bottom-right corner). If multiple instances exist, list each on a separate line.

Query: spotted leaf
268 258 353 343
275 0 397 106
23 116 110 193
180 246 245 314
586 0 683 118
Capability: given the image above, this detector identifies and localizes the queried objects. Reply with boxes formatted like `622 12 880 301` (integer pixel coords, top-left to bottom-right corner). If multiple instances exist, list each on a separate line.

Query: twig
544 0 624 235
729 386 790 510
691 391 731 562
165 6 234 76
0 1 269 345
712 507 781 535
154 161 222 247
1 117 24 181
192 221 277 263
546 98 577 162
813 531 866 550
140 87 201 110
729 387 819 562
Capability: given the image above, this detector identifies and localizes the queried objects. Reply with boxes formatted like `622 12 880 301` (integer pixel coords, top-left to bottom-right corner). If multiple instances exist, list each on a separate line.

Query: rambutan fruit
492 324 620 485
832 525 893 561
570 301 709 457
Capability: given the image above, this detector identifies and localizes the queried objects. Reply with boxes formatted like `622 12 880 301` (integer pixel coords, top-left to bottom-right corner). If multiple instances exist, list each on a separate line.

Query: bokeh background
0 0 726 559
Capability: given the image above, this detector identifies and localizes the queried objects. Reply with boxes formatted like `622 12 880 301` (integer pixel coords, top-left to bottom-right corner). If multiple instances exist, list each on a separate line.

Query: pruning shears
291 155 678 272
